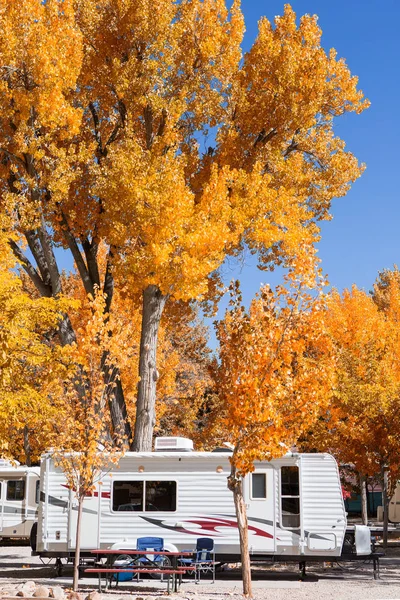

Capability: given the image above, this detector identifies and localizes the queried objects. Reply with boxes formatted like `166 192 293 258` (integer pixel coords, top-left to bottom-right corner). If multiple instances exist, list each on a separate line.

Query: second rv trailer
0 459 40 540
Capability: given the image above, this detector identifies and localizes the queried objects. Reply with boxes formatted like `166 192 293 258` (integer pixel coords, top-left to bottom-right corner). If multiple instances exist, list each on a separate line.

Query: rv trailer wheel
54 557 64 577
341 532 356 555
30 522 38 552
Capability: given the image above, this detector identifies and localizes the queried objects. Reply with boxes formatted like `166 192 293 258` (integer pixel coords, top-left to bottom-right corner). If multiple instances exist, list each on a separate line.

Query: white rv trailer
0 459 40 540
34 438 347 561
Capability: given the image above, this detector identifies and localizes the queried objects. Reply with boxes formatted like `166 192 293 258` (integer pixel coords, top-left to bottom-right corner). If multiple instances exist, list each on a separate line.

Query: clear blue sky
222 0 399 308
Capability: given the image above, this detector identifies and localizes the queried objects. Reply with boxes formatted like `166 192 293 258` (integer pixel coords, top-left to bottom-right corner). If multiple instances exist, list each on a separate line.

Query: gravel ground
0 544 400 600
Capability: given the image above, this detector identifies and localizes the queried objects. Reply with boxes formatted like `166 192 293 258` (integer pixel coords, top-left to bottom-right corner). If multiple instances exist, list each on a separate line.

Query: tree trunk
382 466 389 548
73 495 84 591
228 468 252 598
365 477 371 517
109 377 132 444
23 426 32 467
132 285 167 451
360 473 368 525
58 313 77 347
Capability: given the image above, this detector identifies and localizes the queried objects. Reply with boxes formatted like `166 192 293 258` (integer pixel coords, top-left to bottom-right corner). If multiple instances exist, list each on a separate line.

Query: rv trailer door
245 468 275 553
68 483 101 550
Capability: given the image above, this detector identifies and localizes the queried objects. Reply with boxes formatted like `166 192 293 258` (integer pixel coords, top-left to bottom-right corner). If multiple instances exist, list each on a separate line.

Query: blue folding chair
180 538 216 583
194 538 215 583
136 537 167 580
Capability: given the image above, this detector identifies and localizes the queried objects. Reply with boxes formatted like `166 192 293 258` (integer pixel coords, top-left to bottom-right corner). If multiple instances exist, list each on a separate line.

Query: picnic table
85 549 194 593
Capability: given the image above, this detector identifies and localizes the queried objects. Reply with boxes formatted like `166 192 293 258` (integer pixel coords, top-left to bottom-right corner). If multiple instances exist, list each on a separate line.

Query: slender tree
51 290 127 591
215 274 335 597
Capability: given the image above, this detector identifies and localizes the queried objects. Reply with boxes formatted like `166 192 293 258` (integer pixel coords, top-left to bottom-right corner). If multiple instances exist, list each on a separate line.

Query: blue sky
223 0 399 309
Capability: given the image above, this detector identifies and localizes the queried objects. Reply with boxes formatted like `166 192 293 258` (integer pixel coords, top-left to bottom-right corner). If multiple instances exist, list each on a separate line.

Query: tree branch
8 239 52 297
82 239 100 289
36 215 62 295
103 248 115 315
253 128 277 148
157 108 168 138
89 101 103 155
23 229 51 287
144 103 154 150
59 212 94 296
0 148 25 168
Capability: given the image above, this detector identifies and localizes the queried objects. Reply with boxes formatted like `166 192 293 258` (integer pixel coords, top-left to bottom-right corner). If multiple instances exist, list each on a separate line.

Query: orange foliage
0 1 368 300
0 1 368 447
0 227 74 464
307 279 400 488
215 273 335 476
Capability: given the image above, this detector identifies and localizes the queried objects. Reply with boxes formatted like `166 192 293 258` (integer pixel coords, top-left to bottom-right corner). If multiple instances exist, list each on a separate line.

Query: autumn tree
51 290 127 591
0 223 73 464
0 1 368 450
307 282 400 535
214 274 335 597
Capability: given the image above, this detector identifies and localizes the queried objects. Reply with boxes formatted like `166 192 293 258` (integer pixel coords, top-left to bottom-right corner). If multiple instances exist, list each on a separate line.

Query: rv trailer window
112 481 177 512
146 481 176 511
251 473 267 499
35 480 40 504
280 466 300 528
7 480 25 501
113 481 144 511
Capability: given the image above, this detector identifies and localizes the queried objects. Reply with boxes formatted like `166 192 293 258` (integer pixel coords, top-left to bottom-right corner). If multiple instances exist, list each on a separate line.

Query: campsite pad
1 545 400 599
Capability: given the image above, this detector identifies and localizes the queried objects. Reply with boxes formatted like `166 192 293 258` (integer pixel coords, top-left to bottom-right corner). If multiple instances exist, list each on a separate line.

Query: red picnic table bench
85 549 194 593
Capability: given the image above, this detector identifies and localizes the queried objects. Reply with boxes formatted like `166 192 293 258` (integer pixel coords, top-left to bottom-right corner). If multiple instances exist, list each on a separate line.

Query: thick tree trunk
73 495 84 591
132 285 167 451
360 474 368 525
228 469 252 598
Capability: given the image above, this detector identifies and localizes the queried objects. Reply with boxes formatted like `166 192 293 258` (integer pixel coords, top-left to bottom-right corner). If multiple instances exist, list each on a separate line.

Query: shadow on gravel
0 540 30 547
0 566 58 580
217 570 318 583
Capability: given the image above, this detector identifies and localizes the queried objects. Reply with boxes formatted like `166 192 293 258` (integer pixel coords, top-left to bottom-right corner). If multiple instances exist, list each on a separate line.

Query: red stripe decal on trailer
60 484 110 498
141 516 273 539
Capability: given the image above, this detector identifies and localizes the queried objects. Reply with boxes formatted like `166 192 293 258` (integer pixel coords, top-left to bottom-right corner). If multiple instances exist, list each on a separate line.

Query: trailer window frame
250 472 267 500
111 479 178 513
279 466 300 530
6 479 25 501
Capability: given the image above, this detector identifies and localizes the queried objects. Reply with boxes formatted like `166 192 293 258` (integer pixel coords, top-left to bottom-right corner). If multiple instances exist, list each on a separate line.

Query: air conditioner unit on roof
154 437 194 452
0 458 20 468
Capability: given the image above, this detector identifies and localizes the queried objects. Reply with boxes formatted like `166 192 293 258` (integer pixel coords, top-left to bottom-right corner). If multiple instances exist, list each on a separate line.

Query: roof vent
154 437 194 452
